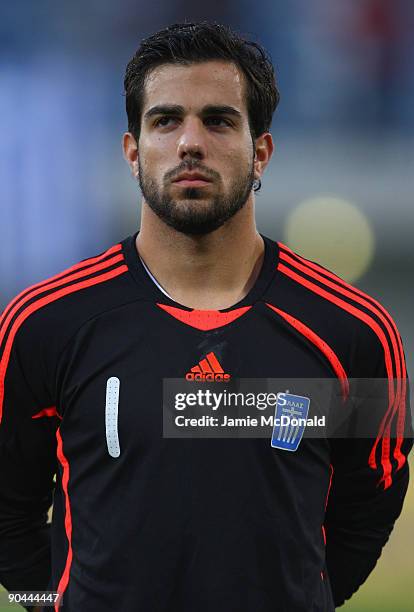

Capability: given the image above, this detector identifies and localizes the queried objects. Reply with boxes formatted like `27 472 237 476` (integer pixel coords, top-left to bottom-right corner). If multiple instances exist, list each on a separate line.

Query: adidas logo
186 351 230 382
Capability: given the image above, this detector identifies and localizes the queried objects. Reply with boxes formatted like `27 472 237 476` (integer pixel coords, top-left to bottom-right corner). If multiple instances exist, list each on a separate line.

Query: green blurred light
284 196 375 283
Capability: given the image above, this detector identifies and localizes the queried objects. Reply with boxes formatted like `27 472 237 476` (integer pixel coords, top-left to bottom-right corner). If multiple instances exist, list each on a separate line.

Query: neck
136 197 264 310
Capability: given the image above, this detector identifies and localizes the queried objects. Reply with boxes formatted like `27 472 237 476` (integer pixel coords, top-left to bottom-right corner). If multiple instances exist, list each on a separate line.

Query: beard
137 157 255 236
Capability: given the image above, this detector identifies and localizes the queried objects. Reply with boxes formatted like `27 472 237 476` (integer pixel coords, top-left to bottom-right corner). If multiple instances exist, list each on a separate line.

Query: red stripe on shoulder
278 242 404 345
1 243 122 326
0 264 128 424
279 249 401 375
0 253 125 351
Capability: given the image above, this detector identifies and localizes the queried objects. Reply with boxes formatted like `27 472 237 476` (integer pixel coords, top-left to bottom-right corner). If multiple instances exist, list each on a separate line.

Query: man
0 22 412 612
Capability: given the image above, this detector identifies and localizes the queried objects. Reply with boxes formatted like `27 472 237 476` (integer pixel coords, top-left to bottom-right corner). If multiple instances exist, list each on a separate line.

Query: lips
173 172 212 186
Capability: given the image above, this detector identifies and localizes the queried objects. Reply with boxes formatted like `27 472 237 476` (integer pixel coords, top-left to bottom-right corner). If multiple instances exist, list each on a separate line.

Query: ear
253 132 274 180
122 132 139 178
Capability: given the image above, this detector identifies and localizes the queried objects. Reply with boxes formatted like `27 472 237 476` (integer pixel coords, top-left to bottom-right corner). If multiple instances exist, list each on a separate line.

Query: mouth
173 178 211 187
172 173 212 188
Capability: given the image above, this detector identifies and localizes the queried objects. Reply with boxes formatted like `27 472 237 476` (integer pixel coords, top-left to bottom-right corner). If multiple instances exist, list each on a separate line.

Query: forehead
143 60 247 114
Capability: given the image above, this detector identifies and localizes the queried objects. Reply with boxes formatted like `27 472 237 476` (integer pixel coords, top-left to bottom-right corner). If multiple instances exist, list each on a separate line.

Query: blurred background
1 1 413 610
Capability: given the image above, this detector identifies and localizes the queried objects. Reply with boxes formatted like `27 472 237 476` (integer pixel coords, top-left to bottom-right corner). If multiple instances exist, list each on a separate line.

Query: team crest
271 392 310 452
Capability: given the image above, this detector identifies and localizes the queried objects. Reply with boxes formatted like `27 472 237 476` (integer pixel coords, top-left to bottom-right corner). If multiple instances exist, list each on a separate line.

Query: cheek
222 146 252 176
140 141 172 180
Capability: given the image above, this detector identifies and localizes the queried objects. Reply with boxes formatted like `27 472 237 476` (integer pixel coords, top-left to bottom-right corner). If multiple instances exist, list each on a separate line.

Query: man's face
136 61 256 235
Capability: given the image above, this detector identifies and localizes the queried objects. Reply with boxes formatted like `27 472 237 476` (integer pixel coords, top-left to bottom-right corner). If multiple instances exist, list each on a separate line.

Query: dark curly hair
124 22 280 142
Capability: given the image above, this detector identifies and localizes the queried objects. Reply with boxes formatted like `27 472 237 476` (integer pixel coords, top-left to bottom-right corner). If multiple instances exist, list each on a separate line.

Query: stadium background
0 1 413 610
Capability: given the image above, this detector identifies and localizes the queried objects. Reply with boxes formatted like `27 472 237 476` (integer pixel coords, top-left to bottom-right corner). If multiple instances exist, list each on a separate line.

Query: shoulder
267 240 404 378
0 239 136 360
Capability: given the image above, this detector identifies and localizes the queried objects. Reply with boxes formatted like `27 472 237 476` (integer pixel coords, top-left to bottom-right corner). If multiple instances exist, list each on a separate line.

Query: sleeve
0 314 58 602
324 330 413 608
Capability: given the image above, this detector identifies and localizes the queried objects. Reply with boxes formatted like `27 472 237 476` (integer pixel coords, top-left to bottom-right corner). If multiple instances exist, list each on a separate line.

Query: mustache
164 161 221 183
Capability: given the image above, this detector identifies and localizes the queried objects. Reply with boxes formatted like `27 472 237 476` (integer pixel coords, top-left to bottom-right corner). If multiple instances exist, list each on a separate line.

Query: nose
176 117 207 160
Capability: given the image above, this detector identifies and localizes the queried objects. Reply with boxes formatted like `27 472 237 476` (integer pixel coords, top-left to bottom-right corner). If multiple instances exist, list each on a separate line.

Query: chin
167 221 225 236
173 199 215 213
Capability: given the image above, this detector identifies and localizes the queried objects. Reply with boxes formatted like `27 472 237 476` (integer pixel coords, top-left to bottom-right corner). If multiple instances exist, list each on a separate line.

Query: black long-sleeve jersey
0 233 412 612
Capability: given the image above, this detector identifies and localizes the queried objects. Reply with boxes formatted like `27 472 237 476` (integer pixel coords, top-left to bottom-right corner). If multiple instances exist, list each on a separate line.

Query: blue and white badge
271 392 310 452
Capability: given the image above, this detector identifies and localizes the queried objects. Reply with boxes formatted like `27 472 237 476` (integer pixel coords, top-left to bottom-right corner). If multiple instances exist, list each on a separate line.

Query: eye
205 116 232 127
154 116 178 127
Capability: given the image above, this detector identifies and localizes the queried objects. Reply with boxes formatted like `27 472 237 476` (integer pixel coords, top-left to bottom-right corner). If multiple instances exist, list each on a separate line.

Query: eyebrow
143 104 243 121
